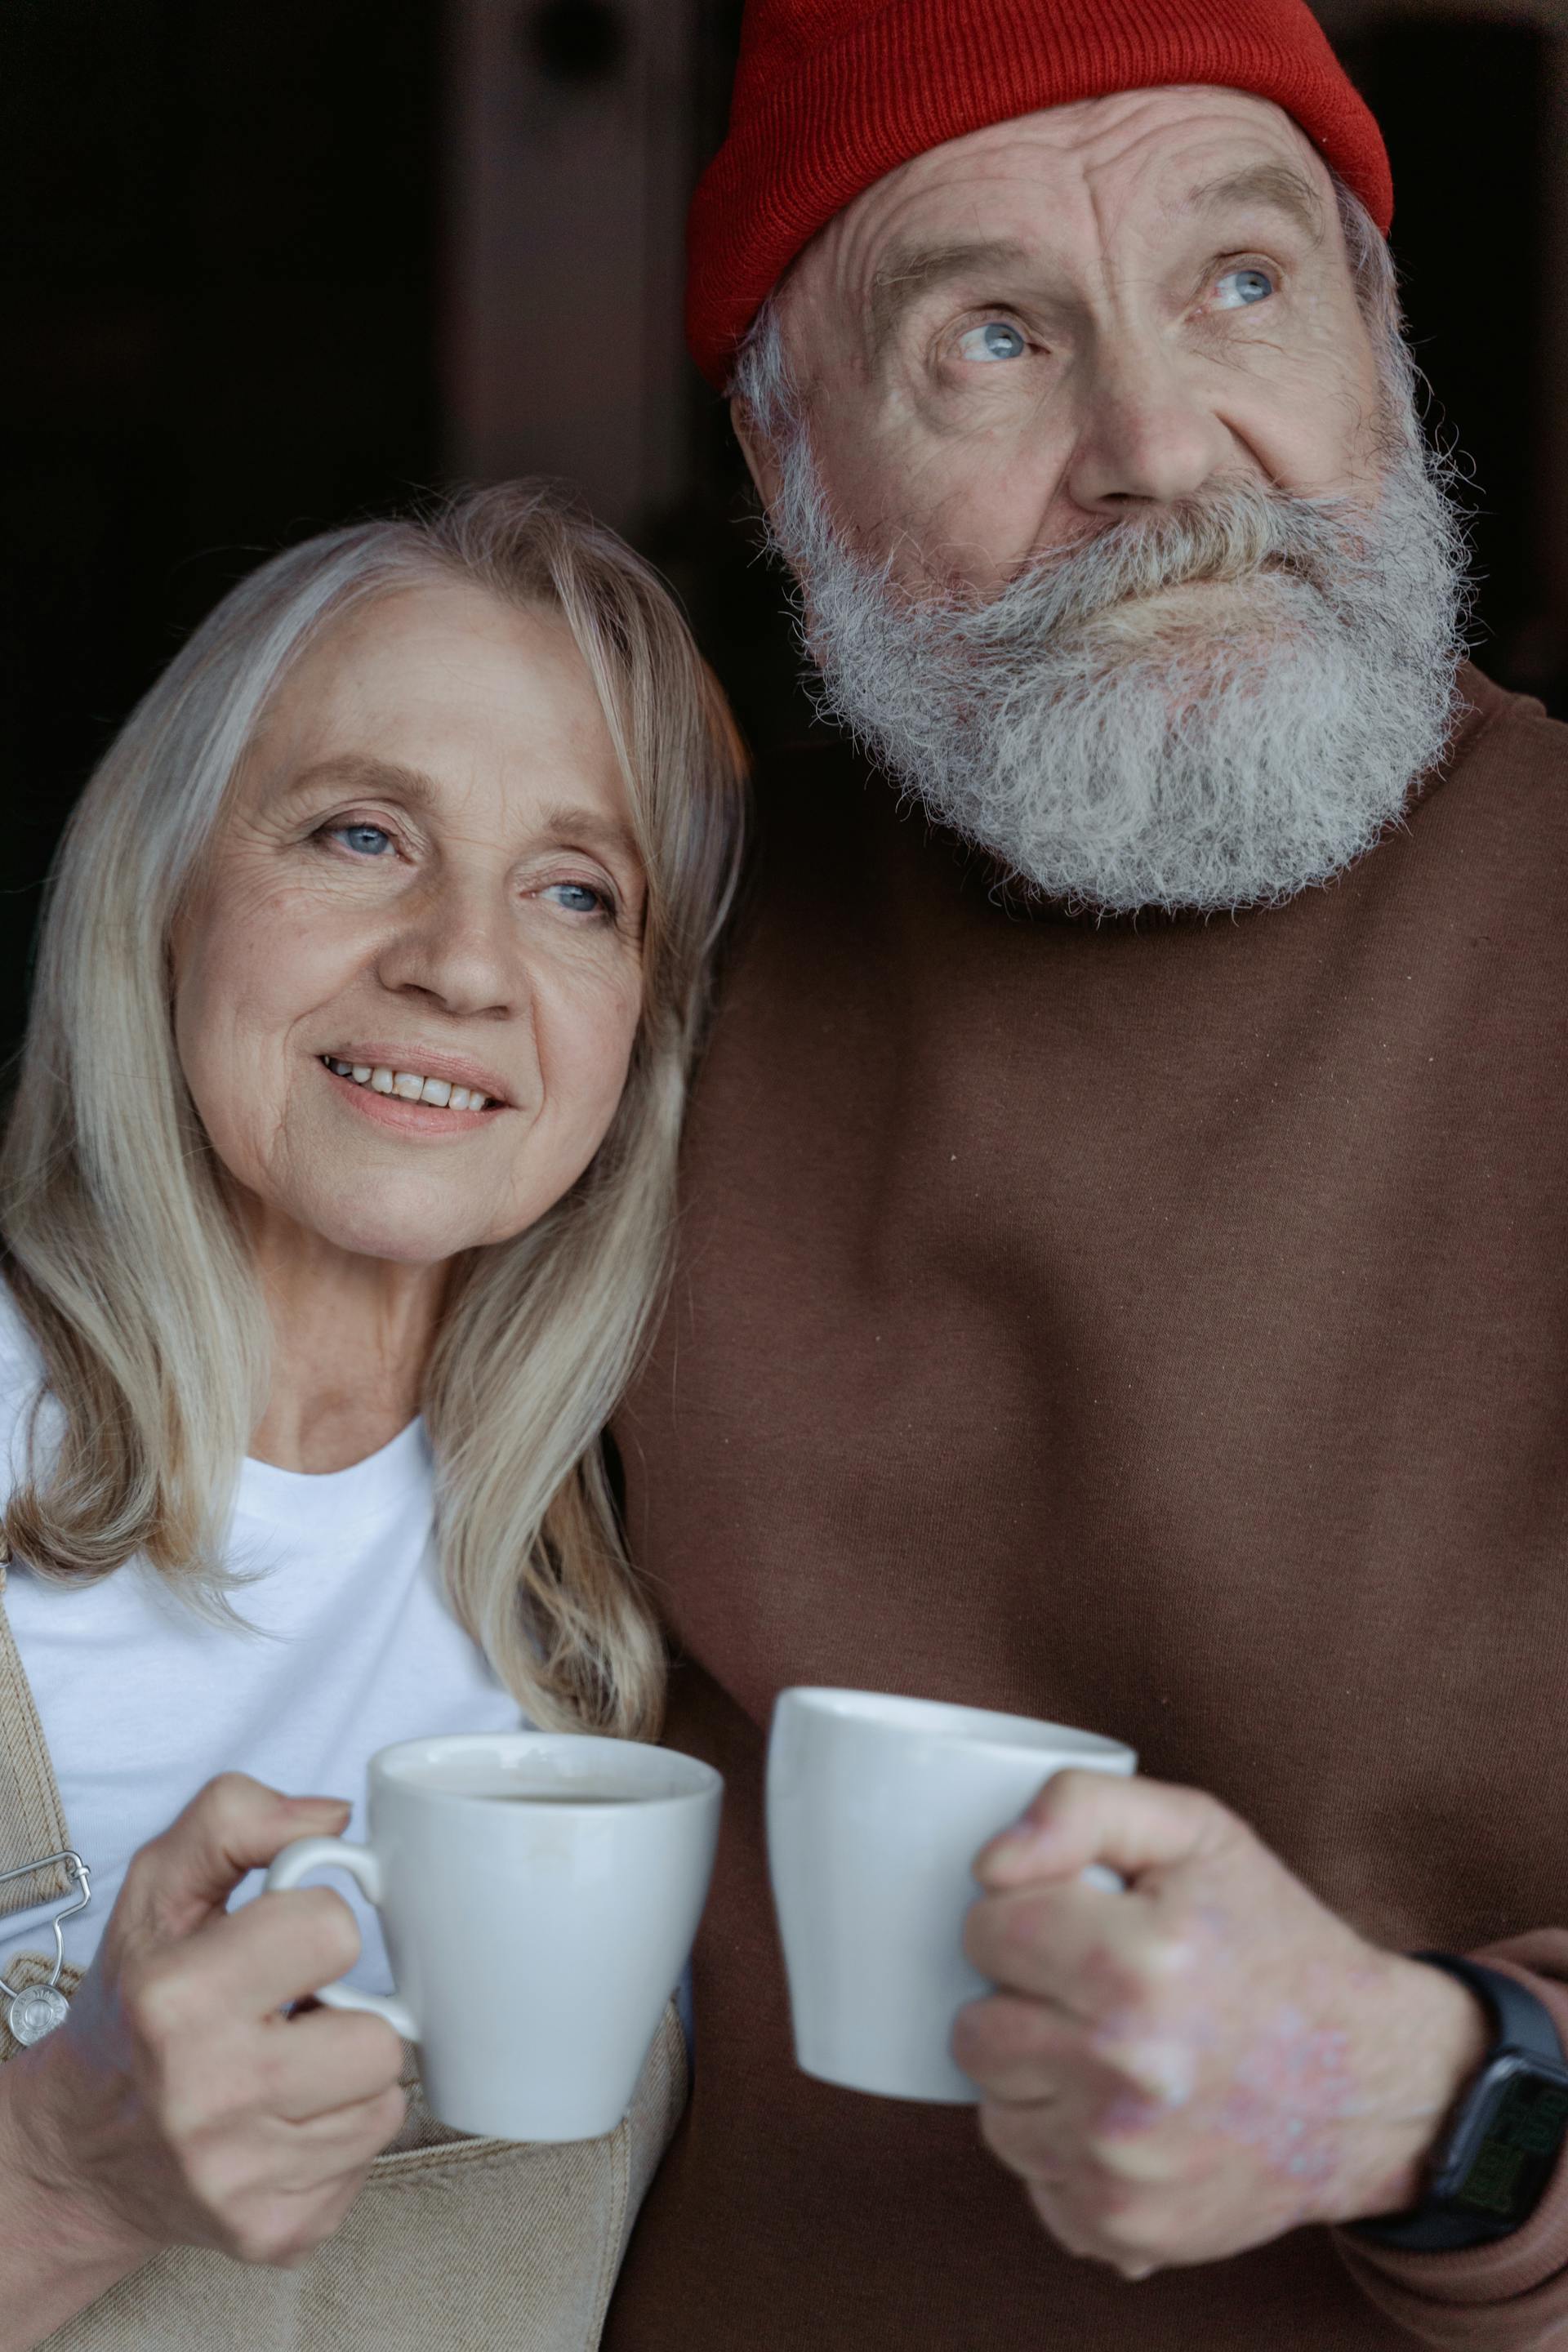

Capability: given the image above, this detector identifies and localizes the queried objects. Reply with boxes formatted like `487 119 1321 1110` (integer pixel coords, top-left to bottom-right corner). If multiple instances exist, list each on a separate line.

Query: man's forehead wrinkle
831 97 1321 293
1179 162 1325 243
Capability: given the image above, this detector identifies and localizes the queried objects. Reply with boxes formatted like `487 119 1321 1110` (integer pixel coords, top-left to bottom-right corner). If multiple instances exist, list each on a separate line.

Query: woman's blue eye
1214 267 1276 310
957 319 1027 363
545 881 611 916
333 822 394 857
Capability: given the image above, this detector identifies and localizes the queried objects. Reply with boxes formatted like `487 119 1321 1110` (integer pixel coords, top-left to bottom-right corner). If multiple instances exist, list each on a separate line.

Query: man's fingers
963 1876 1161 2011
978 2087 1071 2184
261 2008 406 2123
952 1989 1080 2099
119 1775 352 1943
973 1771 1236 1892
956 1987 1196 2167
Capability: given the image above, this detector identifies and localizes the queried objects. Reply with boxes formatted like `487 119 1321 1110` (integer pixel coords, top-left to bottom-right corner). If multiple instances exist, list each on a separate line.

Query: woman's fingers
230 2083 408 2201
284 2081 409 2165
7 1782 403 2276
115 1776 351 1944
175 2090 406 2272
253 2149 401 2272
140 1882 363 2026
261 2009 408 2124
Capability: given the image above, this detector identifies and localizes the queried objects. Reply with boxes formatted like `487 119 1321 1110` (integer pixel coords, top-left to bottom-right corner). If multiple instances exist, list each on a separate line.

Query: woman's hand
0 1774 408 2345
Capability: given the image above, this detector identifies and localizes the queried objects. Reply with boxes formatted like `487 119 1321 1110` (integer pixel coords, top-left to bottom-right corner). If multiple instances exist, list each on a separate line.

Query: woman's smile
317 1054 512 1137
319 1039 514 1107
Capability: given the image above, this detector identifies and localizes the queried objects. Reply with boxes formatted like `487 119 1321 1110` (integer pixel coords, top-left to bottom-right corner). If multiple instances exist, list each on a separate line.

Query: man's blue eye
1214 268 1275 310
336 823 393 856
957 320 1027 363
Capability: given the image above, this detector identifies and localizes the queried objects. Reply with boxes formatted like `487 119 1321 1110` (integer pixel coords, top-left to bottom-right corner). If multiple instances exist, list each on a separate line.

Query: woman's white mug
265 1731 721 2140
766 1688 1136 2103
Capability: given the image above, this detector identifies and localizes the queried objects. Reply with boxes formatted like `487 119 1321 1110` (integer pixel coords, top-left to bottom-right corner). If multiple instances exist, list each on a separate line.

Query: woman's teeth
321 1057 490 1111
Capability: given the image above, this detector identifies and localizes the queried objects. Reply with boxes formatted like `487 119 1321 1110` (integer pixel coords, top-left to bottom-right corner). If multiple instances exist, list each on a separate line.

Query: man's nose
376 873 521 1020
1063 332 1233 515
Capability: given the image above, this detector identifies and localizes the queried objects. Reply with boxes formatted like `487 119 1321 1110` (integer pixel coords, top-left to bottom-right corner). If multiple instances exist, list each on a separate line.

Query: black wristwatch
1351 1954 1568 2252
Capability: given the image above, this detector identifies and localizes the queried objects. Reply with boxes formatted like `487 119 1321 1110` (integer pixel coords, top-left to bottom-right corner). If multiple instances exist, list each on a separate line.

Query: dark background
3 1 1564 1065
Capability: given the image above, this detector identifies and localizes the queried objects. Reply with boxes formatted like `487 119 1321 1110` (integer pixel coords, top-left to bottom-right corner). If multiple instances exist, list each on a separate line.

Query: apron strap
0 1566 74 1908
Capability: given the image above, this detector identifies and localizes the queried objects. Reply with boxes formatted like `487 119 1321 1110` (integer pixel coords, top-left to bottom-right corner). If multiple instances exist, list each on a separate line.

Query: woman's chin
277 1193 498 1270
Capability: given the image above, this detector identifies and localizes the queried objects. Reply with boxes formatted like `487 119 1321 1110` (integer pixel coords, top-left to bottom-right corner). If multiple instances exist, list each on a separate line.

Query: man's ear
729 399 783 510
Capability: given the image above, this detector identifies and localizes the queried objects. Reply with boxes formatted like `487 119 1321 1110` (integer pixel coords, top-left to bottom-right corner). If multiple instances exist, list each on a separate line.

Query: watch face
1454 2060 1568 2223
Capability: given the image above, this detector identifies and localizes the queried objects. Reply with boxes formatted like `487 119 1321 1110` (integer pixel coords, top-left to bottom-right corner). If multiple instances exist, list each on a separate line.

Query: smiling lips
318 1056 500 1114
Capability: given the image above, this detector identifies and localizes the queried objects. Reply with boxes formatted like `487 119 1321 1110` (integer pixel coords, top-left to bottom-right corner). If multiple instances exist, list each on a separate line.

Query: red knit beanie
687 0 1392 388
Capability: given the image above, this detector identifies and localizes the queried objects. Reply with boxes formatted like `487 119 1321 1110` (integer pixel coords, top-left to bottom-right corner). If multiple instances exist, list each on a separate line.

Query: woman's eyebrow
285 753 437 806
285 761 639 866
540 806 641 866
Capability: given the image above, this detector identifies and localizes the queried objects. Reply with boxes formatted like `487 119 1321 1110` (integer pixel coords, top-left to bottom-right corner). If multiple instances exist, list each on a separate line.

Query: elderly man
606 2 1568 2346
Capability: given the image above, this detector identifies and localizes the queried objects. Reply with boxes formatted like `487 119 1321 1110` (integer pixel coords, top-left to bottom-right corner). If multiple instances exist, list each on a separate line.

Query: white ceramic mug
265 1731 722 2141
766 1687 1136 2103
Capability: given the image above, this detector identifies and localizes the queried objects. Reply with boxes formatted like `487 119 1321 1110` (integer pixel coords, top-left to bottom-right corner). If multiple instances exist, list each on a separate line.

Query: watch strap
1351 1955 1568 2253
1412 1954 1565 2069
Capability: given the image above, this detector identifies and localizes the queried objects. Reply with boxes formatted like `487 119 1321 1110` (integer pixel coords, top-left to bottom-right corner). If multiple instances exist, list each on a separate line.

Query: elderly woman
0 483 745 2347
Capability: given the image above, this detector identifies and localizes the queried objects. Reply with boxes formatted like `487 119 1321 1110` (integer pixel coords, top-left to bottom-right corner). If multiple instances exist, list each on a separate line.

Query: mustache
901 480 1366 651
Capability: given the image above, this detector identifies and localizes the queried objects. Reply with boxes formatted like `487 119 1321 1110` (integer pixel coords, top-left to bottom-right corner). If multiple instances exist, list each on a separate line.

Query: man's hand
954 1772 1491 2280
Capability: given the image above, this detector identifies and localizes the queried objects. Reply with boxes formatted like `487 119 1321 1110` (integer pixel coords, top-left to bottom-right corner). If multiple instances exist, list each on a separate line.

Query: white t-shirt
0 1288 524 1991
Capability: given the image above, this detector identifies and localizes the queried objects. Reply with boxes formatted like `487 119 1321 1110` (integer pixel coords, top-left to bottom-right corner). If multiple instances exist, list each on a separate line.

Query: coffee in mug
766 1687 1134 2103
488 1789 639 1804
265 1731 721 2140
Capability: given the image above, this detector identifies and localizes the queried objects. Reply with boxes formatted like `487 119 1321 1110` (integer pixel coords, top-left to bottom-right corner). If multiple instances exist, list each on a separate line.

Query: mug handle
264 1835 417 2040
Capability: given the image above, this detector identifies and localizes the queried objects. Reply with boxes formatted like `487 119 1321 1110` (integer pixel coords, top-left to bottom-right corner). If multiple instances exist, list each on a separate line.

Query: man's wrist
1345 1957 1568 2250
1328 1954 1493 2229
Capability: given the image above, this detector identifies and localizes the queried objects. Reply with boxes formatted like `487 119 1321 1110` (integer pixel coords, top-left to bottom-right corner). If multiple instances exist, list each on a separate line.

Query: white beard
766 414 1470 915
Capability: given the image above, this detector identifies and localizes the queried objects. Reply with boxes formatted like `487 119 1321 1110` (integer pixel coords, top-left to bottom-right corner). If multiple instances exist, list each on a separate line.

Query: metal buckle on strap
0 1851 91 2046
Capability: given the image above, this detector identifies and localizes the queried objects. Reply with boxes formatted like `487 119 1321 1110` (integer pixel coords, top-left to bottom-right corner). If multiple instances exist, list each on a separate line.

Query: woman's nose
1064 333 1234 516
375 876 521 1019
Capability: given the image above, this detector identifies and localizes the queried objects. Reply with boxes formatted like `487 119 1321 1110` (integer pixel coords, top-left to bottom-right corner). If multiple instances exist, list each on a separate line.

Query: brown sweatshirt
604 667 1568 2351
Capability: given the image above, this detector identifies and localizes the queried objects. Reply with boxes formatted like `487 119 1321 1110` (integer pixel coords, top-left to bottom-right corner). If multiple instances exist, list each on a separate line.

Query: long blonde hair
0 483 746 1739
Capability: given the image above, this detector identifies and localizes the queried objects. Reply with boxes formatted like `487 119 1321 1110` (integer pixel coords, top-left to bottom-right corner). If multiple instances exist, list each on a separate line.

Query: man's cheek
891 461 1067 594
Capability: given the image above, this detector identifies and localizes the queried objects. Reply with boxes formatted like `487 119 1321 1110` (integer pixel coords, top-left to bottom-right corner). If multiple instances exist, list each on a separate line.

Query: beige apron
0 1571 687 2350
